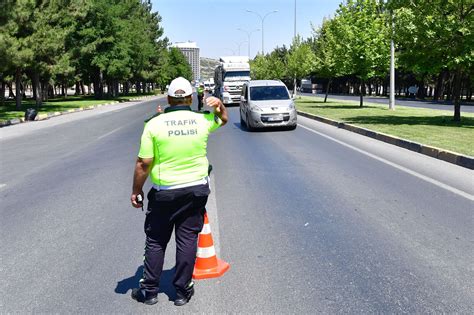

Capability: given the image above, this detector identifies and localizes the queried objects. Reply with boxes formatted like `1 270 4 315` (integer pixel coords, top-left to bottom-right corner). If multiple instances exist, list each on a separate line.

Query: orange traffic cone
193 212 230 280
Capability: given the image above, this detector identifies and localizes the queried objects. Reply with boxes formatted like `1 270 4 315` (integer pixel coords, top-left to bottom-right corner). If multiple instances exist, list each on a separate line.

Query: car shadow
115 266 177 301
233 122 296 132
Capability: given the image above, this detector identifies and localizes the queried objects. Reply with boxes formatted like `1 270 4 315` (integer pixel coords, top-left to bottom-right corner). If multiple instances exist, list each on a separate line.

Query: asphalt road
1 95 473 313
301 93 474 113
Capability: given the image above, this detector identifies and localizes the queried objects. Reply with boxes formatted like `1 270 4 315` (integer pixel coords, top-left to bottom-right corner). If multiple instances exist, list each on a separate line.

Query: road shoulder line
298 124 473 201
297 110 474 170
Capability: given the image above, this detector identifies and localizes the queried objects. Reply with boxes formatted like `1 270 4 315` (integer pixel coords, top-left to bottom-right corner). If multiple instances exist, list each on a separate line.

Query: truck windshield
224 71 250 81
250 86 290 101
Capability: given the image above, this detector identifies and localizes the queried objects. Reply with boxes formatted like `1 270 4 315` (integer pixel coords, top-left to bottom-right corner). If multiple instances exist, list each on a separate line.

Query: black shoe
131 288 158 305
174 282 195 306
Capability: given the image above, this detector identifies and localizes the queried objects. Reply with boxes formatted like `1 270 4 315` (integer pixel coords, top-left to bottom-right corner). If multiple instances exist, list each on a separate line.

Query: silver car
240 80 297 130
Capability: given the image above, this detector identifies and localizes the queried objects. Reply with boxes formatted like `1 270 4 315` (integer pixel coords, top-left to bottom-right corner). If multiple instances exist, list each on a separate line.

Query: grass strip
0 92 161 121
296 96 474 157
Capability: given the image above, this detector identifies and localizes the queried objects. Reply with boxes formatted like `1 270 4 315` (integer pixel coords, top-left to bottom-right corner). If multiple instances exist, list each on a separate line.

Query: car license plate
268 115 283 122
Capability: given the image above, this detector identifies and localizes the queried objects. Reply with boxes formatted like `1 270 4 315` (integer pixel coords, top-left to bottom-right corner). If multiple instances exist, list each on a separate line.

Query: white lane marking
97 126 124 140
206 175 221 254
298 124 474 201
97 119 138 140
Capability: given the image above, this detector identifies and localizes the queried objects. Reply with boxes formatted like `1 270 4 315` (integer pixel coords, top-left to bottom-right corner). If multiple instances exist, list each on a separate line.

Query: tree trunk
467 79 472 101
21 82 26 99
79 81 85 95
32 75 37 100
33 71 42 108
75 82 80 95
92 73 103 99
0 80 5 105
445 73 453 101
324 79 331 103
62 81 67 98
416 78 425 99
359 79 364 107
433 72 444 101
114 81 119 97
15 68 22 110
7 82 15 98
453 69 462 122
124 81 129 94
136 81 141 94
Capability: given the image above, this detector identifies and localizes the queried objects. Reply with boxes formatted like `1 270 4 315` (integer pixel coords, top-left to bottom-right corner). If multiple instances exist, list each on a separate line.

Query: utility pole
237 28 260 58
389 9 395 110
246 9 278 55
293 0 297 97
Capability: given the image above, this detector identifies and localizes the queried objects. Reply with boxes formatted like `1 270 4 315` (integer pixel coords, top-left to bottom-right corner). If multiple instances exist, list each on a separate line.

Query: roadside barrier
193 212 230 280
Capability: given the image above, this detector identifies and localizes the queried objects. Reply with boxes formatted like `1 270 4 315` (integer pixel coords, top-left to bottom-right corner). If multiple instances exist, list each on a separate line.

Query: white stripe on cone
201 223 211 235
196 246 216 258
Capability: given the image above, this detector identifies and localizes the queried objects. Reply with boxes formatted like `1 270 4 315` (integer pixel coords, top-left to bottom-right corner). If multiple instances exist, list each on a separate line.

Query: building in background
171 41 200 82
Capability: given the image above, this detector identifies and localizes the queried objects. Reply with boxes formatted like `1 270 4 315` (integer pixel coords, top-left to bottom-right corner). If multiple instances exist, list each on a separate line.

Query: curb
0 95 161 127
297 110 474 170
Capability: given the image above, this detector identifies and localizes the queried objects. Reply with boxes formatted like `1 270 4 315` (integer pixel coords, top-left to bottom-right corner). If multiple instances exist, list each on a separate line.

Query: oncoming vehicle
240 80 297 130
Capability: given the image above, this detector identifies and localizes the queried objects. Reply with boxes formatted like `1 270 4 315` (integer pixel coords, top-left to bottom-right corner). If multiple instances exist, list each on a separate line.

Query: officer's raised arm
205 96 228 126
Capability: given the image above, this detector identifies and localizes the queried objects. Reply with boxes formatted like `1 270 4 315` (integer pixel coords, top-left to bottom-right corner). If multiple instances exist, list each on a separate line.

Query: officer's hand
205 96 222 113
131 192 144 208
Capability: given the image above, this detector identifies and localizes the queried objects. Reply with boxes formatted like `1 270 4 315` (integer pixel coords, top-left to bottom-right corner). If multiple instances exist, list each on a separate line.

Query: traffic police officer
130 77 228 306
197 83 205 111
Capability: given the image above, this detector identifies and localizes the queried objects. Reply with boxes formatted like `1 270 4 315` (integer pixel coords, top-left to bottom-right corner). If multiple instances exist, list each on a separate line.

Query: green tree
168 47 192 81
0 0 35 109
250 49 287 80
311 18 344 102
333 0 390 107
390 0 473 121
287 35 316 97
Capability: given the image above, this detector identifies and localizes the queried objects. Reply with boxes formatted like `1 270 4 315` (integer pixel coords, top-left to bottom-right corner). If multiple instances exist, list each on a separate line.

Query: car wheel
240 112 246 127
246 113 254 131
288 124 297 130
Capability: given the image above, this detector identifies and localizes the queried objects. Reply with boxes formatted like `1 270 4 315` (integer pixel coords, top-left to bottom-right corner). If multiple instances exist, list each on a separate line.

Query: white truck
203 78 215 93
214 56 250 105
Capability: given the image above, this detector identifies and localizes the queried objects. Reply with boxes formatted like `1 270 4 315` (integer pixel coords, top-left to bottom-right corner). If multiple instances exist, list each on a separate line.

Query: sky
151 0 342 59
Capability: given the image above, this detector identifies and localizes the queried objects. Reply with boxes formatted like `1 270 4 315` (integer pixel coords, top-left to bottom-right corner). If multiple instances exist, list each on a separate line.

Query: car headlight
287 102 295 111
250 104 262 112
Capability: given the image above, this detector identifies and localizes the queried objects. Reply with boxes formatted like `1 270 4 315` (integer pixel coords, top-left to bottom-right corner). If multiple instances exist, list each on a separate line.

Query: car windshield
250 86 290 101
224 71 250 81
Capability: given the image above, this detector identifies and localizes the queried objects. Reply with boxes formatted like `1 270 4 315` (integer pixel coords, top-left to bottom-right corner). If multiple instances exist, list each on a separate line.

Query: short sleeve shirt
138 106 221 186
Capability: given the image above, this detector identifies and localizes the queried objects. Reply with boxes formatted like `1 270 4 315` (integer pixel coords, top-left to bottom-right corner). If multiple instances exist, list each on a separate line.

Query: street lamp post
246 9 278 55
385 0 395 110
225 48 236 56
389 10 395 110
236 41 248 56
293 0 297 97
237 28 260 57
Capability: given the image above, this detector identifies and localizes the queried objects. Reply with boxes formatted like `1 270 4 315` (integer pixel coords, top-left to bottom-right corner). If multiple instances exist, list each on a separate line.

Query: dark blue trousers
140 184 208 295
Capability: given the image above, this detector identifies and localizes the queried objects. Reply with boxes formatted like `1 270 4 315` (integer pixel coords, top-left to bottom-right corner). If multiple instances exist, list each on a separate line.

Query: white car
240 80 297 130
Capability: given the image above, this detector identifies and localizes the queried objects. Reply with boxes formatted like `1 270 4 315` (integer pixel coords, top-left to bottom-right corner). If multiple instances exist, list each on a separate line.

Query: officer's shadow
114 266 177 301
